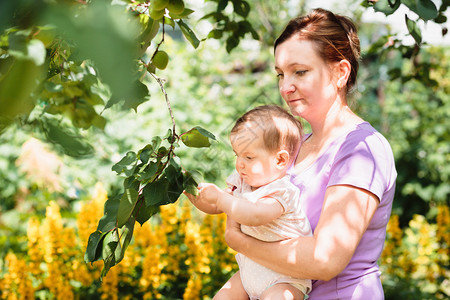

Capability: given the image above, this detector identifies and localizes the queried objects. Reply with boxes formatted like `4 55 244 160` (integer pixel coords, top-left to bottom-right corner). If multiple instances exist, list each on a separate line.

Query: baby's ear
276 150 290 168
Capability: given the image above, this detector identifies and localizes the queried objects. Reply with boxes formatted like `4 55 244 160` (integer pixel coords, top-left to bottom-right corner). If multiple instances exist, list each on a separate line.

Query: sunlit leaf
405 15 422 45
44 1 141 104
41 117 95 158
117 188 139 227
181 126 215 148
8 34 46 66
176 19 200 48
0 59 41 131
100 230 120 278
114 217 135 263
121 80 150 112
403 0 438 21
373 0 401 15
136 162 158 183
112 151 137 176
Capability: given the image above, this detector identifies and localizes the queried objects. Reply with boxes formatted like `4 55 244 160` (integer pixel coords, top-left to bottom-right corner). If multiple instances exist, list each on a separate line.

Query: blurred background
0 0 448 299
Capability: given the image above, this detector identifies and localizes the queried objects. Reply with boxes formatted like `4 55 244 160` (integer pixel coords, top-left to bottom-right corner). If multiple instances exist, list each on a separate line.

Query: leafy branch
83 71 215 278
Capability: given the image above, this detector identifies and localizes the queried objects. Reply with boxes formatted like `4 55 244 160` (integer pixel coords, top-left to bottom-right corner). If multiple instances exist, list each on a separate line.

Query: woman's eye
276 73 283 79
296 70 307 76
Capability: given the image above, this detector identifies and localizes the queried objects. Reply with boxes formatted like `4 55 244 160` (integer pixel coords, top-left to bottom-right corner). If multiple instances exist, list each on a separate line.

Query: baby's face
230 127 285 189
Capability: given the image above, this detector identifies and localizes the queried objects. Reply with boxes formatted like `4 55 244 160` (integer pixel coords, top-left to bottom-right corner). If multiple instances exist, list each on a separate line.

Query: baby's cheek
250 163 264 175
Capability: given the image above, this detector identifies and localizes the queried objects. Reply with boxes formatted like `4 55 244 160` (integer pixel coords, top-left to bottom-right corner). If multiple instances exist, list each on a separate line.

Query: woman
189 8 397 299
226 8 397 299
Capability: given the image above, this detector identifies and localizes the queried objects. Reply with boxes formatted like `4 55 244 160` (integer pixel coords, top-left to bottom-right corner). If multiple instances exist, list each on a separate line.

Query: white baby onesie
227 171 312 299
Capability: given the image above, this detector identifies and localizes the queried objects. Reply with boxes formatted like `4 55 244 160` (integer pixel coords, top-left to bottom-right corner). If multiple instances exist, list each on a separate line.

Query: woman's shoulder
342 122 394 156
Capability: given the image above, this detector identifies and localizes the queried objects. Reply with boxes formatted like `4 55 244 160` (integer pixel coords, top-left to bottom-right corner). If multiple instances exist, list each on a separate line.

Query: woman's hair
274 8 360 92
231 105 302 162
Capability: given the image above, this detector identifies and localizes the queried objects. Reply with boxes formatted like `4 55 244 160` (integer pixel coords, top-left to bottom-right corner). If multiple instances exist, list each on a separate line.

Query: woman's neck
308 102 361 146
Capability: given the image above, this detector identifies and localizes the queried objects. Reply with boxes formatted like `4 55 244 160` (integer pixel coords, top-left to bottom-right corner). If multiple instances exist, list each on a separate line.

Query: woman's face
275 38 338 121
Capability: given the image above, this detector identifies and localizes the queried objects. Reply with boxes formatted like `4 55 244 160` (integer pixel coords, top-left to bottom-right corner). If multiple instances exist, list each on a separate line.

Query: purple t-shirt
288 122 397 300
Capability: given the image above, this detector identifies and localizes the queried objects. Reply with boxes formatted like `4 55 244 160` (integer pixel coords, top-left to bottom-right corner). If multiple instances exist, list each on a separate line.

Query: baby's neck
249 172 287 191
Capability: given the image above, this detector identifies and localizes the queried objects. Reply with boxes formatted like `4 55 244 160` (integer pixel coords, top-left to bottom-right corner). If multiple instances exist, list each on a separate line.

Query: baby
188 105 312 300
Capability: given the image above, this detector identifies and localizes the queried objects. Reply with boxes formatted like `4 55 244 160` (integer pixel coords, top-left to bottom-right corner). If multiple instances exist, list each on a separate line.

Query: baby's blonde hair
231 105 303 163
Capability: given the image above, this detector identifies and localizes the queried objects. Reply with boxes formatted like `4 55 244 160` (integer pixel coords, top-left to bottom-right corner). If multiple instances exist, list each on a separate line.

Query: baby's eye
246 156 253 160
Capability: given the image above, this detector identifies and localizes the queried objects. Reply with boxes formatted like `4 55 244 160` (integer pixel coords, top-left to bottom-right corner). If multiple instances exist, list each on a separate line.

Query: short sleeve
328 130 394 202
250 177 300 213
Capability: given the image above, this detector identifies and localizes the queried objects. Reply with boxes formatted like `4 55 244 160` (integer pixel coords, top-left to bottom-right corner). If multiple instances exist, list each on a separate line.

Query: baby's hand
198 183 223 205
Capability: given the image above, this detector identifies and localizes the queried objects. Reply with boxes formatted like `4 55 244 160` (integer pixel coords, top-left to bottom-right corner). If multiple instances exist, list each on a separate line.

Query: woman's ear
276 150 290 169
336 59 351 89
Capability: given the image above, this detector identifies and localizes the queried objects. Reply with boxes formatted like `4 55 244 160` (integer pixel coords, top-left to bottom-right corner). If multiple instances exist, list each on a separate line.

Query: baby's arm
187 190 223 215
198 183 284 226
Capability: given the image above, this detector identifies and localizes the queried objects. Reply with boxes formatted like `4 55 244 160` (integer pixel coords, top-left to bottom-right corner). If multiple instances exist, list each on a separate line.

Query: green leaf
217 0 229 11
183 170 203 196
135 202 159 225
195 126 216 140
136 162 158 183
151 136 162 150
41 117 95 158
165 162 184 203
97 194 121 233
121 80 150 112
124 176 140 191
8 34 46 66
403 0 438 21
233 0 250 17
416 0 438 21
84 230 107 263
143 177 170 206
92 115 107 130
0 59 41 131
138 145 152 163
181 126 215 148
176 19 200 48
117 188 139 227
114 217 135 264
44 1 141 103
226 36 239 53
373 0 401 15
112 151 138 176
405 14 422 45
100 230 120 278
207 29 223 39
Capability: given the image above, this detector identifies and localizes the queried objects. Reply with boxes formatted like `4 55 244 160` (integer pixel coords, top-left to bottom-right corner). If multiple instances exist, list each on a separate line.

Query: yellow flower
99 264 119 300
1 253 34 300
27 216 42 277
77 182 108 247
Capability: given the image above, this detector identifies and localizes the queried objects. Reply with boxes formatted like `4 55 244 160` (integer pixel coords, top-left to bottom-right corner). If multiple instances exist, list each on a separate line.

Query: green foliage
85 124 216 277
0 0 256 144
1 0 449 284
202 0 259 52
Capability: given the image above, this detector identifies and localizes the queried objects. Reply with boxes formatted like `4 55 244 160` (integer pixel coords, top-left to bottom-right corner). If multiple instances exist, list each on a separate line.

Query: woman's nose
279 79 295 95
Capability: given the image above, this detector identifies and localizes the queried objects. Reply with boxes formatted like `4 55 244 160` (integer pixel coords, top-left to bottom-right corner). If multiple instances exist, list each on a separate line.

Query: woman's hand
224 215 245 252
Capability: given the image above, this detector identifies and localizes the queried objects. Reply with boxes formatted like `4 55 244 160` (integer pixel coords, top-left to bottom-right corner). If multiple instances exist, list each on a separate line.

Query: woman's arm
225 184 379 280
